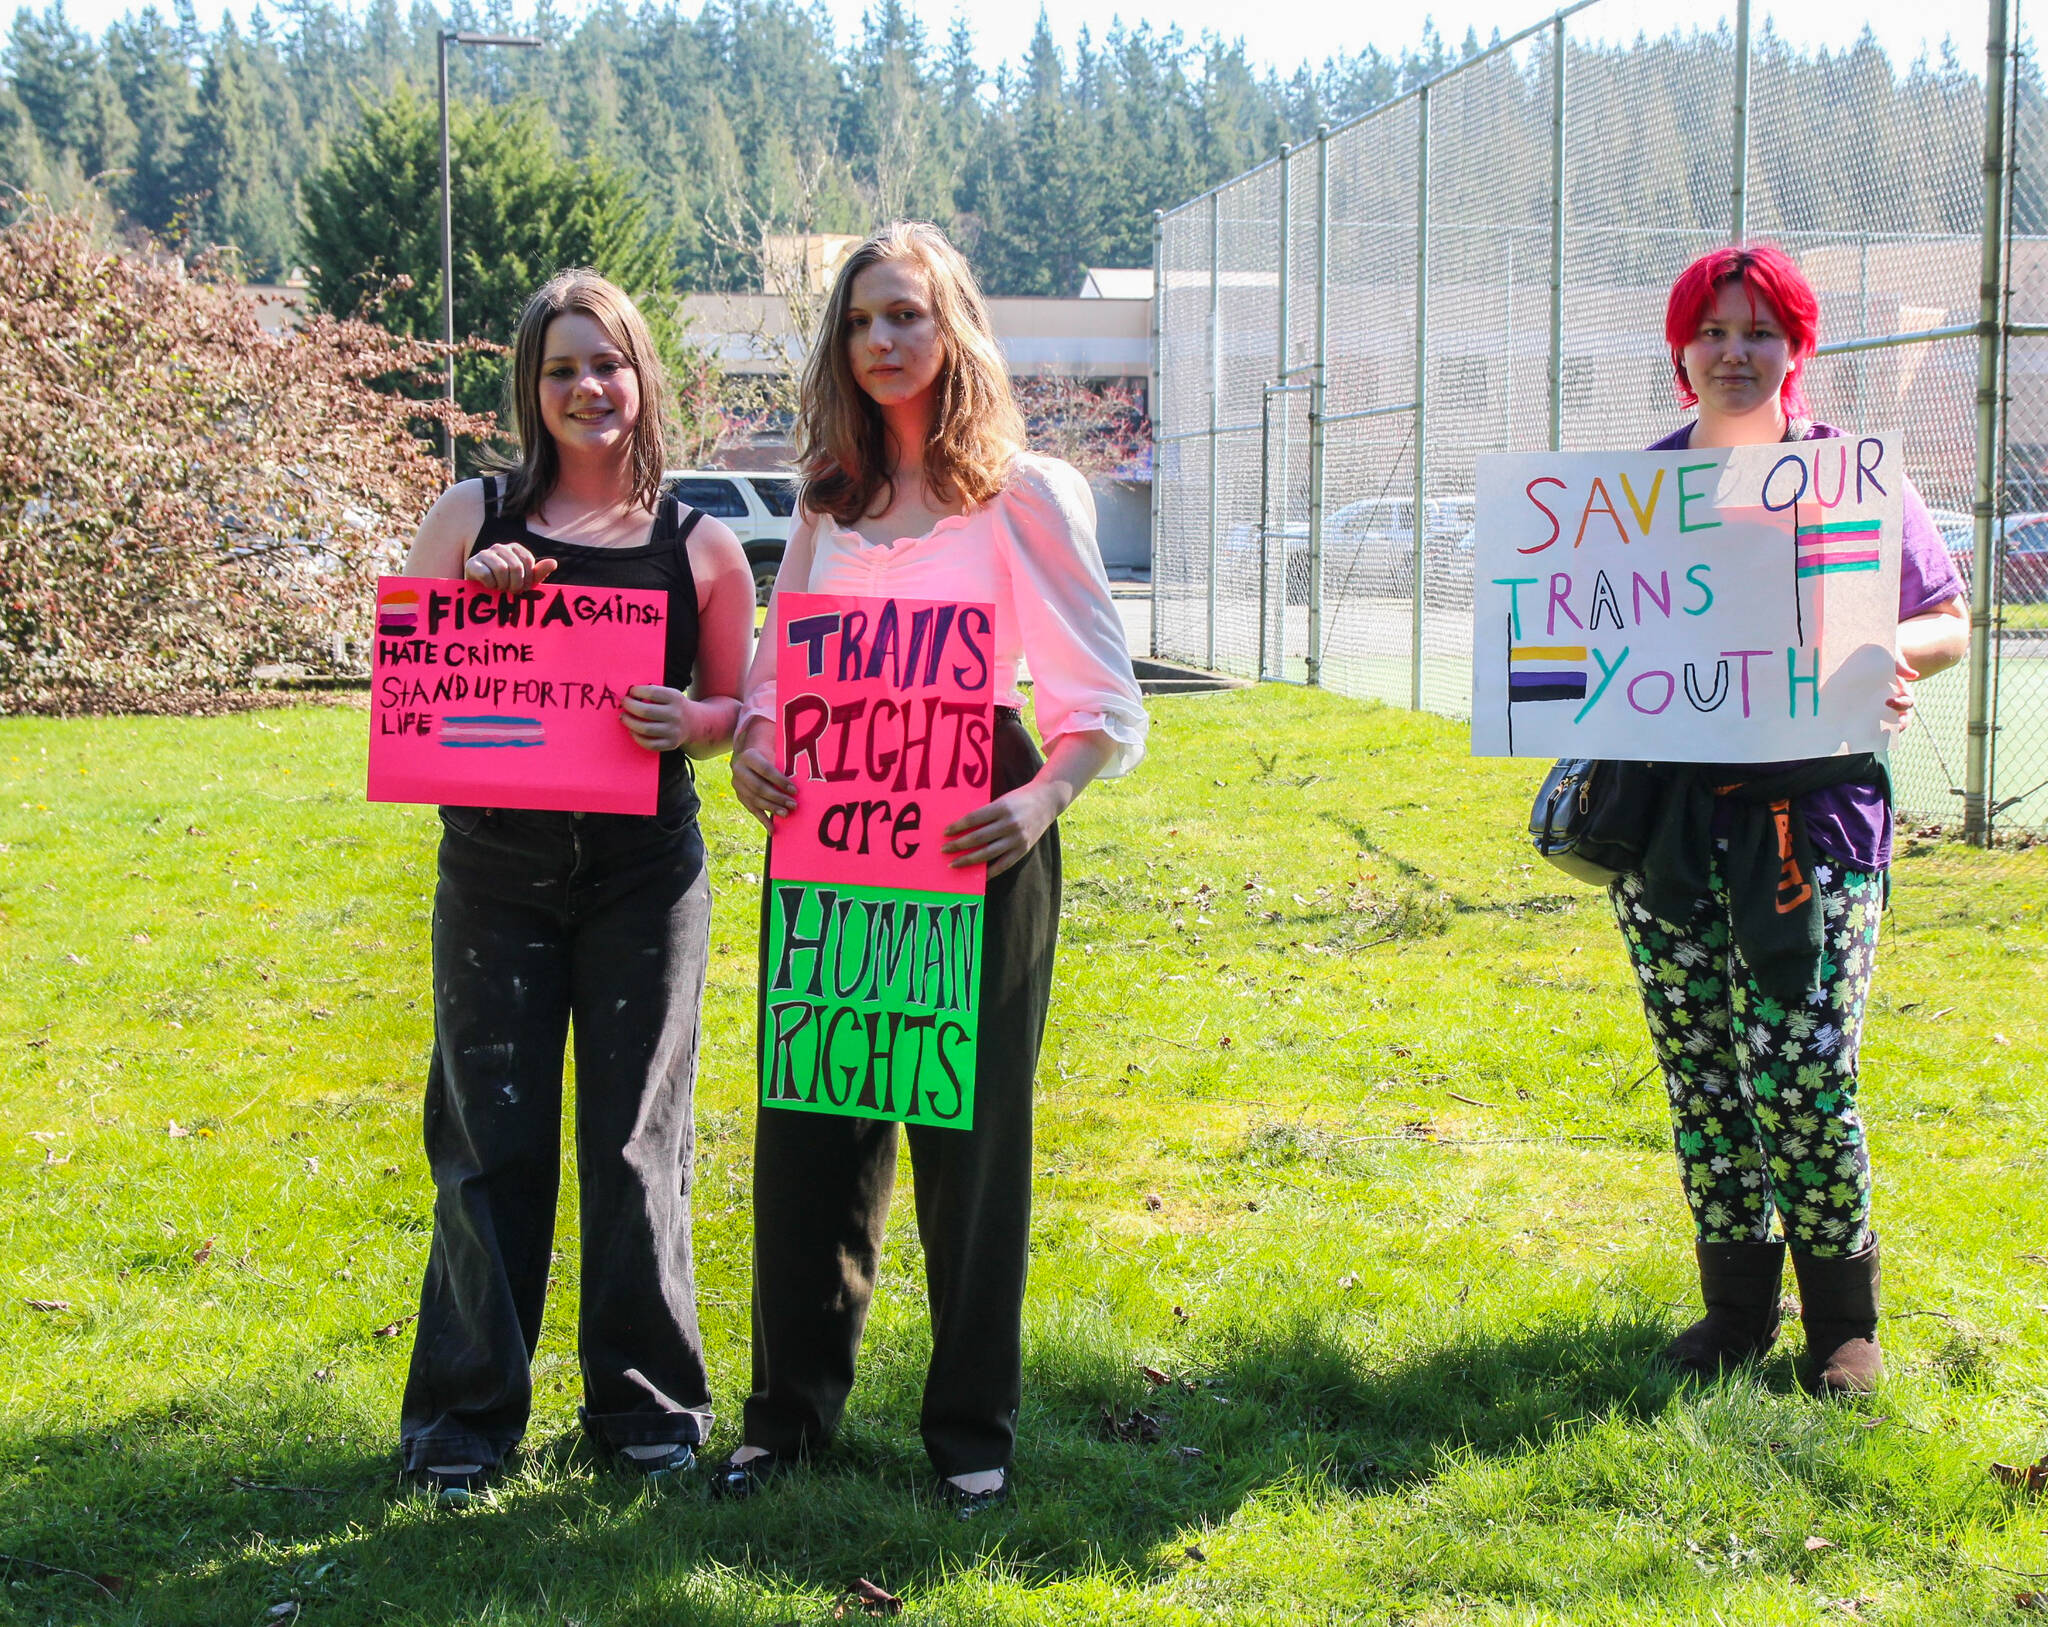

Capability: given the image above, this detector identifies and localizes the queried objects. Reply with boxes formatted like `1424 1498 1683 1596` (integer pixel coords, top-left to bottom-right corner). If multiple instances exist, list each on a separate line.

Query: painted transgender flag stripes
1796 518 1883 579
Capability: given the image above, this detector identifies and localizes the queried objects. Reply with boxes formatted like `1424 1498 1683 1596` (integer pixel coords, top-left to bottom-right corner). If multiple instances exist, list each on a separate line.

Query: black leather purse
1528 758 1663 886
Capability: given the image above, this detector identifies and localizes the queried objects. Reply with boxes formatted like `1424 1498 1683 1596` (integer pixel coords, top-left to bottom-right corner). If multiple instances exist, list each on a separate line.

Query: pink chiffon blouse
738 453 1149 777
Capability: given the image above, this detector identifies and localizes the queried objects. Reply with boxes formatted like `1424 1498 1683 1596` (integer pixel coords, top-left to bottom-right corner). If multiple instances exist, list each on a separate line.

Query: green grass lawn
1 688 2044 1625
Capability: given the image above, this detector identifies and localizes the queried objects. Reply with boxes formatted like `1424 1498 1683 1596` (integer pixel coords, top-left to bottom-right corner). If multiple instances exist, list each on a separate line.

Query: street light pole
438 28 544 479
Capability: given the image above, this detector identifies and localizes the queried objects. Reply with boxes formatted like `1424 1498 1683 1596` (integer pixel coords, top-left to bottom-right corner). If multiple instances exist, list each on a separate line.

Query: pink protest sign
769 591 996 897
759 592 996 1129
366 573 664 814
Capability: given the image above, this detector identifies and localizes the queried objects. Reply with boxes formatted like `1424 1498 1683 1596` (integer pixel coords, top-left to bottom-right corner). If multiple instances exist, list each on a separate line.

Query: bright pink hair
1665 243 1819 417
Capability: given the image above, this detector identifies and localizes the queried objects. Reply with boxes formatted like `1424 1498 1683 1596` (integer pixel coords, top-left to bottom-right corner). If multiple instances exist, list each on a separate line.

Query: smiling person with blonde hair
396 269 753 1500
721 221 1148 1513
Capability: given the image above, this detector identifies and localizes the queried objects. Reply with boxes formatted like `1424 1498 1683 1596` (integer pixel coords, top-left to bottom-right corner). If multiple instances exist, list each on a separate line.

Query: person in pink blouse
722 221 1147 1513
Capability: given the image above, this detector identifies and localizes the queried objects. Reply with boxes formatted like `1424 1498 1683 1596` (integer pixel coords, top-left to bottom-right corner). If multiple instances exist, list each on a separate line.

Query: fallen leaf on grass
1991 1454 2048 1493
371 1313 419 1339
834 1578 902 1617
1138 1364 1170 1386
232 1476 341 1498
0 1553 127 1598
2018 1594 2048 1613
191 1238 215 1267
1099 1406 1164 1444
22 1300 71 1313
1171 1446 1205 1461
1805 1535 1835 1551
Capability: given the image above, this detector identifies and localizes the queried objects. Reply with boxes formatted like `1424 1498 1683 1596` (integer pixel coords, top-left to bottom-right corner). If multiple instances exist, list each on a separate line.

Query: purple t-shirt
1645 420 1965 870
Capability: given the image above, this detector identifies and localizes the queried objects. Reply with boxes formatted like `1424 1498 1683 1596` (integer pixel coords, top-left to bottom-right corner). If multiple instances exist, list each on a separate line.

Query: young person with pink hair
1616 244 1967 1395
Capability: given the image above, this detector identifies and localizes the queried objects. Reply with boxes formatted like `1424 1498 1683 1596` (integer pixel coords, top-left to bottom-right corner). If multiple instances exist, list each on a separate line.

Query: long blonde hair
498 269 670 517
797 221 1023 526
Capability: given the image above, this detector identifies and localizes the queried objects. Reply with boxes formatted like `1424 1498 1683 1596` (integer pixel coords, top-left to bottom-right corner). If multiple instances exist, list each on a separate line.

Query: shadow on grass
0 1305 1697 1624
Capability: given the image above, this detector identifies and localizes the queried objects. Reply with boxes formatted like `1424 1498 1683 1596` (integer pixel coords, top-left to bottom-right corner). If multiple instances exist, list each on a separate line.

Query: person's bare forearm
1030 730 1118 818
1900 602 1968 679
682 695 742 758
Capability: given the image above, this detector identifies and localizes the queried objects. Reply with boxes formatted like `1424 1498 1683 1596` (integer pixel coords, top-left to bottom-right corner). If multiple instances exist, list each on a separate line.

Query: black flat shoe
618 1442 695 1479
710 1449 785 1500
936 1471 1010 1519
406 1463 495 1507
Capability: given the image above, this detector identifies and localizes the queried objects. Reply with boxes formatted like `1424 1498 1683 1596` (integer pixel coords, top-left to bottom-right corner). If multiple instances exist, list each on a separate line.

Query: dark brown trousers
741 711 1061 1477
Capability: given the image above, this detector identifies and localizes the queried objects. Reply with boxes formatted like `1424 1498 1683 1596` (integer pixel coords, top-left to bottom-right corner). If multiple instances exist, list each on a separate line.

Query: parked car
1997 514 2048 604
1216 496 1476 605
662 469 799 604
1936 508 2048 605
1219 519 1313 603
1326 495 1476 597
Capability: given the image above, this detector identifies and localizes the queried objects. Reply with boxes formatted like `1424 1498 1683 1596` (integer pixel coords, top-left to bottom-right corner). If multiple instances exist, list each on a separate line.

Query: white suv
663 470 800 604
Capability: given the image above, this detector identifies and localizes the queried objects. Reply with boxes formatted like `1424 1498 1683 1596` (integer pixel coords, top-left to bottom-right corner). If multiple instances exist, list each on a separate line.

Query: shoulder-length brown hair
797 221 1023 526
495 269 670 518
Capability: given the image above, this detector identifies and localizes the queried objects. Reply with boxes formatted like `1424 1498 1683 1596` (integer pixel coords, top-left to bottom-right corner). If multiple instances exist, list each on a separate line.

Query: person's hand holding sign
729 720 797 828
621 685 700 753
1886 598 1968 735
1885 654 1919 732
466 541 558 593
941 731 1118 879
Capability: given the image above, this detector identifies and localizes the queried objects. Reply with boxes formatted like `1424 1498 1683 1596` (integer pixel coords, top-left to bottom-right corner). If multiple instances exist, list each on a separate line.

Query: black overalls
399 480 716 1472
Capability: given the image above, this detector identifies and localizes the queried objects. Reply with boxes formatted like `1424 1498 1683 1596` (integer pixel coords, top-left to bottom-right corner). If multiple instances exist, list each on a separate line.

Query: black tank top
472 475 705 815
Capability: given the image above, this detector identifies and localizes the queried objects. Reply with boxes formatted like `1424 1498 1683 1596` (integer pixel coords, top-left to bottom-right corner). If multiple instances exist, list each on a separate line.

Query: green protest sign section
756 590 995 1132
759 877 981 1130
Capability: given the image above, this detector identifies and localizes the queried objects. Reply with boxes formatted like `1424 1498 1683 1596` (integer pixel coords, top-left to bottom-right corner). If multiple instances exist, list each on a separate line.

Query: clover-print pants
1611 852 1883 1258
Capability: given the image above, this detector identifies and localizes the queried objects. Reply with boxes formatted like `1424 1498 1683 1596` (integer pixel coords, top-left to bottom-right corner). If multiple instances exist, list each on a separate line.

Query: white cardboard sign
1469 436 1904 762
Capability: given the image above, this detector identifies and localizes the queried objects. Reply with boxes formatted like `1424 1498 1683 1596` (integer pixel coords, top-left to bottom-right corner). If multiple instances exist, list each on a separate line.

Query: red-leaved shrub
0 205 491 712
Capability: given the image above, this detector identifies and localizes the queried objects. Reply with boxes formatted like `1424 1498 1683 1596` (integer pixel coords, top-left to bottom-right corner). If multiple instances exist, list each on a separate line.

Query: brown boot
1790 1234 1884 1395
1662 1240 1785 1376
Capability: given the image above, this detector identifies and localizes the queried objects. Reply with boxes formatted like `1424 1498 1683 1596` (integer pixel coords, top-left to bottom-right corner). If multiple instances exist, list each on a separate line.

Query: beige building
677 289 1150 383
684 268 1157 571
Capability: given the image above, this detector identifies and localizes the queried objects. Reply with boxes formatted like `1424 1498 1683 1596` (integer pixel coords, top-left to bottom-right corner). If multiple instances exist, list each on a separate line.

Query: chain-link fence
1151 0 2044 844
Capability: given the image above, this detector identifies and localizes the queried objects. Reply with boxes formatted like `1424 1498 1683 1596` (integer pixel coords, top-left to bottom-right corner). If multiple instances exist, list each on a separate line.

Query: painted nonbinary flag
1795 518 1883 578
1508 644 1589 703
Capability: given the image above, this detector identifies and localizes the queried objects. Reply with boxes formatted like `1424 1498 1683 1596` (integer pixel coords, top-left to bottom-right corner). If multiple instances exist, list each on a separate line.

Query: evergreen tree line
0 0 2009 301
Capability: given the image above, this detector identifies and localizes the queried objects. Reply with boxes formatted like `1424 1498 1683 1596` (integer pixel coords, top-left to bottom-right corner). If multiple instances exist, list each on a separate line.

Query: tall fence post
1730 0 1751 242
1411 89 1431 711
1149 209 1164 661
1548 14 1567 452
1308 123 1330 687
1206 193 1221 671
1967 0 2012 845
1271 146 1293 682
